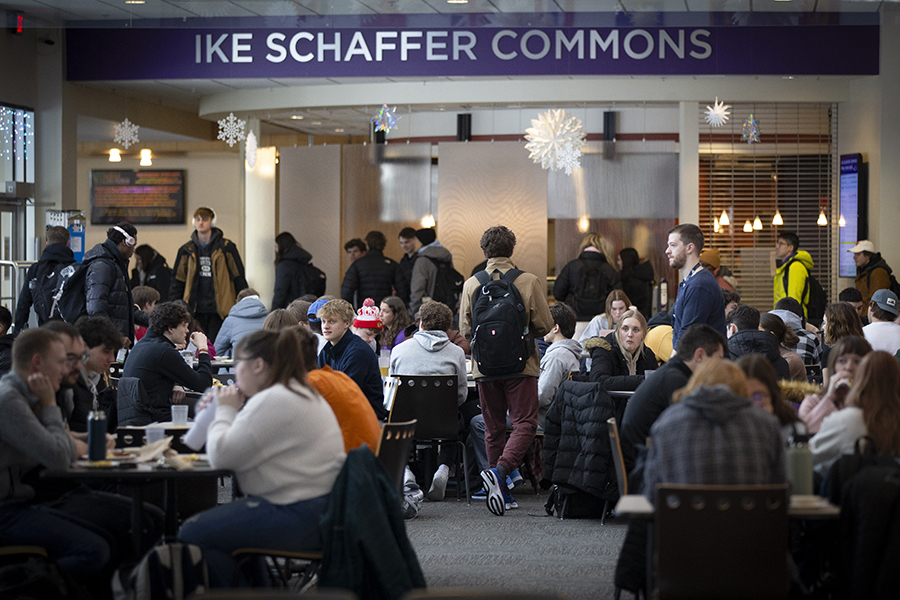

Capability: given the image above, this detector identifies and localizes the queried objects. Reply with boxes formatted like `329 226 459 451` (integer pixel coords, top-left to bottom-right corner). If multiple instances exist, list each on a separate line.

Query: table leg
131 485 144 557
646 521 654 598
164 479 178 536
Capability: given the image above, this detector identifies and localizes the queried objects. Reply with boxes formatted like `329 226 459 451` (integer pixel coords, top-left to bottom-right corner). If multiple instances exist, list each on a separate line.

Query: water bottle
87 410 107 461
786 434 813 495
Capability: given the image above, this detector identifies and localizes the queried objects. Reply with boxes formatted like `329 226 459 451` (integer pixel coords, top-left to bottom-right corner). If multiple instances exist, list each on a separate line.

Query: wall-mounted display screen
90 170 185 225
839 154 866 278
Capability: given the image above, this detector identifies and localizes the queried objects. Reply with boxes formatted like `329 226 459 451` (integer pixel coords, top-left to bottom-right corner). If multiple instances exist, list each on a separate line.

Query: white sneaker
427 469 448 501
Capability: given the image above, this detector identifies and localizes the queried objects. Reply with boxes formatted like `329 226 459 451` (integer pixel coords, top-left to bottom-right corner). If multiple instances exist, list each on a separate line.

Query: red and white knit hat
353 298 383 329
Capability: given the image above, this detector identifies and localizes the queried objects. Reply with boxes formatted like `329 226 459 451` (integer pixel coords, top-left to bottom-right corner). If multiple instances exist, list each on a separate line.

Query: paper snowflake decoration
741 114 761 144
524 109 586 175
113 118 140 149
372 104 400 134
245 130 257 169
704 97 731 128
217 112 246 147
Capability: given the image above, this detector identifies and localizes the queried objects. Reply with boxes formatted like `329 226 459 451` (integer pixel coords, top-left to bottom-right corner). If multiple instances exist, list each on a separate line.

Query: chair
654 484 790 600
376 419 418 496
215 373 236 385
388 375 471 504
607 418 628 527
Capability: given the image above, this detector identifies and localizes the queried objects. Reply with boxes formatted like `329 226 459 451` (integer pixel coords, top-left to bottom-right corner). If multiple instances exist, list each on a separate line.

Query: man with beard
665 224 727 352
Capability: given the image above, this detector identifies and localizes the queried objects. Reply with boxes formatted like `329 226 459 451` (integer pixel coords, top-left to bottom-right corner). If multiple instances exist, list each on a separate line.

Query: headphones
113 226 136 248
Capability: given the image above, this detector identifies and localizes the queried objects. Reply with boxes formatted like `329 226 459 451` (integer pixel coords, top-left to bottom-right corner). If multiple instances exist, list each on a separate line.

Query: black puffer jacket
727 329 791 380
130 251 171 302
15 242 76 333
621 260 655 318
585 333 657 391
85 239 139 342
341 249 408 309
553 251 621 321
543 379 625 502
272 244 313 309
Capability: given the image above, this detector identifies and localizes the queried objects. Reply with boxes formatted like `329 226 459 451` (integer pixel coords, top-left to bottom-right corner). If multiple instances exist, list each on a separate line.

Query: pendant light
743 220 753 233
719 209 730 227
817 211 828 226
772 210 783 226
753 216 763 230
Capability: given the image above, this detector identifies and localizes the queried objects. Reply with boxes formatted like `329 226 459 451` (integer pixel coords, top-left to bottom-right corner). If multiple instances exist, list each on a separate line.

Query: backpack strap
474 269 492 286
501 268 524 284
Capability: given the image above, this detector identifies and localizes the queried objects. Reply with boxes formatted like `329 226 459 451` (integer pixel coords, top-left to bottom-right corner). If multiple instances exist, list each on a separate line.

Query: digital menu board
91 170 185 225
839 155 867 278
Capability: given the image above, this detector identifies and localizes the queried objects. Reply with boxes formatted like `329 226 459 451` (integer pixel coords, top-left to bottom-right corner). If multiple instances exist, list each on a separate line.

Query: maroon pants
477 377 539 475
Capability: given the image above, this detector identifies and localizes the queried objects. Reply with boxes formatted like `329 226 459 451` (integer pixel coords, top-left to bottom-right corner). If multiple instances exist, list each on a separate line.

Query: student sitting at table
120 301 213 425
178 328 346 587
585 309 657 391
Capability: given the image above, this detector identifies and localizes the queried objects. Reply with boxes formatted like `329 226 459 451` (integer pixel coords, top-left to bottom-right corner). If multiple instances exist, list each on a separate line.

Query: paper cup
171 405 189 427
145 426 167 445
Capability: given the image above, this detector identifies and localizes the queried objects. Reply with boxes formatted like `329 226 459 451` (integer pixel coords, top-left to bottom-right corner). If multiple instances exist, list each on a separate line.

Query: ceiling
7 0 888 139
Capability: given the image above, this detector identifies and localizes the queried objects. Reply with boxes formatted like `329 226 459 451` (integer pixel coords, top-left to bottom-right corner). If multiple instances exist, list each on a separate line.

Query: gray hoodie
214 296 269 357
538 338 582 428
389 330 468 406
410 243 453 316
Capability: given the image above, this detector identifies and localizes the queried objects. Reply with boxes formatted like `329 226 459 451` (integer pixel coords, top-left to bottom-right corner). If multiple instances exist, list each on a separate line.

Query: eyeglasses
66 352 89 366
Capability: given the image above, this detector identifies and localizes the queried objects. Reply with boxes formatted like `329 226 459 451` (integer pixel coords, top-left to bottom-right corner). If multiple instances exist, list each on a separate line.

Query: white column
244 145 277 309
678 101 700 229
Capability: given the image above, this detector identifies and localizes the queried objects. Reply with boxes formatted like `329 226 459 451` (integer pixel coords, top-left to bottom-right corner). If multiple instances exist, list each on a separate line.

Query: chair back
116 376 153 426
606 418 627 497
655 484 789 600
388 375 458 441
376 420 417 495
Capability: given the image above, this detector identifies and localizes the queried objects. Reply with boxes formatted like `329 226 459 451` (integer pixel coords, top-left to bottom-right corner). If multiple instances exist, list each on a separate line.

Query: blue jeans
179 494 329 587
0 503 111 580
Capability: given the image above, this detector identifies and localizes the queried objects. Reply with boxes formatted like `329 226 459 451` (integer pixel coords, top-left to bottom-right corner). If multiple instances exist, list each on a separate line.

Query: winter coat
543 379 625 502
0 333 13 378
84 239 139 342
389 330 467 407
341 249 408 310
170 228 247 319
855 253 894 307
130 251 171 302
459 256 554 381
121 329 213 424
553 251 621 321
319 331 386 420
585 333 658 391
769 308 822 365
620 356 693 470
643 384 786 501
774 250 814 315
14 242 75 333
272 244 313 310
537 338 582 428
398 253 417 305
409 244 453 316
214 296 268 357
621 260 655 318
727 328 792 381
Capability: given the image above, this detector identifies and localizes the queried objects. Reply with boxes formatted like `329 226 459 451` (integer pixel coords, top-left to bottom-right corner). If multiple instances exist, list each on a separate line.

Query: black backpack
50 261 92 323
782 264 827 327
572 259 607 318
424 256 465 310
29 260 74 324
300 262 327 297
126 541 210 600
470 269 534 377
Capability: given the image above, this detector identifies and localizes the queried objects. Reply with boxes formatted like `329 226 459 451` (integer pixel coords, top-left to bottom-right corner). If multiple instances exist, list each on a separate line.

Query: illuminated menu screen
91 170 185 225
839 155 862 277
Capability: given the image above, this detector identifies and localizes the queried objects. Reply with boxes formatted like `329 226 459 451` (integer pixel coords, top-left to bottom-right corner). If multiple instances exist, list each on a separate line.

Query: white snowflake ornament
524 109 586 175
114 118 140 149
217 113 246 147
245 130 257 169
704 97 731 128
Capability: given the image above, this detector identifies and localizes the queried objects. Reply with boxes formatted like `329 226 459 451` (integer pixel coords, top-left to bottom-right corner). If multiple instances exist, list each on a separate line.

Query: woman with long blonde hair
553 231 620 321
586 308 657 391
810 351 900 468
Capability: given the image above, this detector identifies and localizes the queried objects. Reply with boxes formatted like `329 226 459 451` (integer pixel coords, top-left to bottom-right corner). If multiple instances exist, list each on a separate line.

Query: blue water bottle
87 410 107 461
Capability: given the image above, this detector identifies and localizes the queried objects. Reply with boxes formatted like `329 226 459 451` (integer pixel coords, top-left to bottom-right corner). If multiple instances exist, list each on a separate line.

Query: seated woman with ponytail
178 328 346 587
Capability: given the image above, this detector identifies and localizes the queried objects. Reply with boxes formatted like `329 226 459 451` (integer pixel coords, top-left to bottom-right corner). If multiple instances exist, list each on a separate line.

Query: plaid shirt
792 328 822 365
643 385 786 501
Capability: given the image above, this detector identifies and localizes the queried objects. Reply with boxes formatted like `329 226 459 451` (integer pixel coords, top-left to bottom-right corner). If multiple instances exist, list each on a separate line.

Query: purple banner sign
66 17 879 80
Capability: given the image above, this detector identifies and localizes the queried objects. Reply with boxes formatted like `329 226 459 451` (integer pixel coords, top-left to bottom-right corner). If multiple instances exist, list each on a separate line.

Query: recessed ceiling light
335 128 345 133
125 1 145 4
447 0 469 3
290 115 304 120
311 121 322 125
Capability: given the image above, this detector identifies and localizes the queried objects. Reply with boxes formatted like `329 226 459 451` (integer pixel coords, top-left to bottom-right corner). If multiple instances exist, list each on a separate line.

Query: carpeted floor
405 487 629 600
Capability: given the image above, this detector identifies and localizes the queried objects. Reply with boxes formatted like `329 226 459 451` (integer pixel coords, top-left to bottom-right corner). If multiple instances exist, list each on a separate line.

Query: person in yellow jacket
774 231 814 316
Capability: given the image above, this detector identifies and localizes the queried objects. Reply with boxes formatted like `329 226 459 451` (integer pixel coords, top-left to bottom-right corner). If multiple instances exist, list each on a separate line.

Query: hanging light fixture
743 220 753 233
420 214 436 228
753 216 763 230
839 214 846 227
772 210 783 226
817 211 828 226
108 149 121 163
719 209 730 227
713 217 720 233
140 149 152 166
